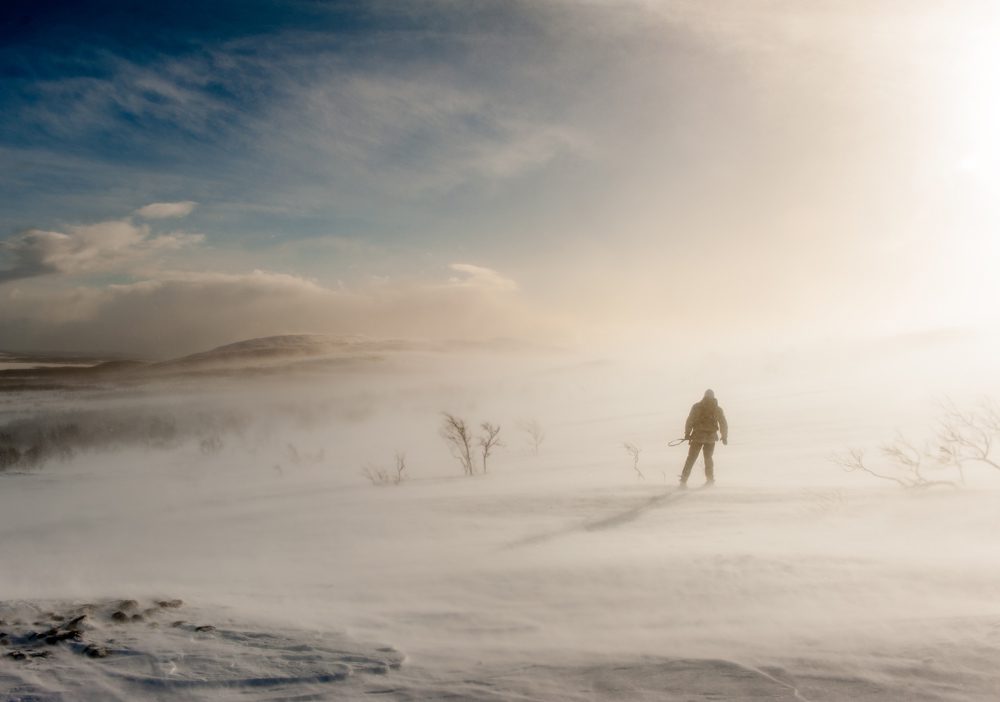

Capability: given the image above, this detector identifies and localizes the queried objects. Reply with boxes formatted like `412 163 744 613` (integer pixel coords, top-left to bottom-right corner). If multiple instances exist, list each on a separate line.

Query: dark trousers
680 442 715 483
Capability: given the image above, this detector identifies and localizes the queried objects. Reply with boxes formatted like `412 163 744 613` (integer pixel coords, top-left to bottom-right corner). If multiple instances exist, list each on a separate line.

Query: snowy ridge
0 335 426 389
156 334 409 368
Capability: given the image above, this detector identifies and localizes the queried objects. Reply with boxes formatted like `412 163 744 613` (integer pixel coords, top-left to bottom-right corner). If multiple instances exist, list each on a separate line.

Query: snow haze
2 333 1000 699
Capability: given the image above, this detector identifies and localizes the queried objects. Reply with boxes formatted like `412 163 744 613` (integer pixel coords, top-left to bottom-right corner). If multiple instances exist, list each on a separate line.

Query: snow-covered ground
2 335 1000 700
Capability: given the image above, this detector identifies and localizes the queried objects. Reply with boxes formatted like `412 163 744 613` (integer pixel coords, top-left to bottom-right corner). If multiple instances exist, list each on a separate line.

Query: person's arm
684 405 695 439
718 407 729 445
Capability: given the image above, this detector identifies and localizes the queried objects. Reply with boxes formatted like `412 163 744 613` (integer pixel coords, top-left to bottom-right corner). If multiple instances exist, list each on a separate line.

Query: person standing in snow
678 389 728 488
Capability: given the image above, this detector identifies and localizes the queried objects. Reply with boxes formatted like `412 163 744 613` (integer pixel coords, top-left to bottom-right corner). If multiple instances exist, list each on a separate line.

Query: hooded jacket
685 393 728 444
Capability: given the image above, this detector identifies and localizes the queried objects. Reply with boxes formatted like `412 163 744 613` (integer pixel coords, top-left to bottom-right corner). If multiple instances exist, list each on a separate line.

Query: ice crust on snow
0 599 403 700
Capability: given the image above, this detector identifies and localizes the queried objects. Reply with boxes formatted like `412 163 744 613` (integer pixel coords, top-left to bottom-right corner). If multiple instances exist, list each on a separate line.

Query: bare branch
362 451 409 486
394 451 407 485
517 419 545 455
935 397 1000 473
441 413 475 476
623 442 643 480
833 447 957 490
833 448 913 488
479 422 502 473
361 463 391 486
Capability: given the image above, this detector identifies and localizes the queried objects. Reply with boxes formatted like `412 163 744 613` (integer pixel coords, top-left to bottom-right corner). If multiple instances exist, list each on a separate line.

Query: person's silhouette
679 389 728 488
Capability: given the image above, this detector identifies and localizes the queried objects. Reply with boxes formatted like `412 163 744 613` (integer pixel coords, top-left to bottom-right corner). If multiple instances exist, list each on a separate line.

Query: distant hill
154 334 418 369
0 335 429 390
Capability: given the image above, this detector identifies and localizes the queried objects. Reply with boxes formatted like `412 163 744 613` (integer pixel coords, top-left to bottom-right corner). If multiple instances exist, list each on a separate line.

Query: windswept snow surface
2 337 1000 700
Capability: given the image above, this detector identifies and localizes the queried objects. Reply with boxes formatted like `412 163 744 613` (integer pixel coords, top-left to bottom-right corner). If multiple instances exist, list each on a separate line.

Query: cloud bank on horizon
2 0 999 355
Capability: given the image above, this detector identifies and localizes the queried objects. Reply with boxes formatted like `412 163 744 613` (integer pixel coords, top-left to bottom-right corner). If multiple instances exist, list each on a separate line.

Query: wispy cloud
447 263 518 292
0 6 595 232
0 264 553 357
135 201 198 219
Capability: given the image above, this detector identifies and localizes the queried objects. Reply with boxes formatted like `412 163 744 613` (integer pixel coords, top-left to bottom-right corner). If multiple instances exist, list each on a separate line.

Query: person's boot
704 479 715 488
677 481 687 490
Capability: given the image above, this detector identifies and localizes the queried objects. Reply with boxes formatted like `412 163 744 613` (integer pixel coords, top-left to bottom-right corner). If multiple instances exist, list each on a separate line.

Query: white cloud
135 201 198 219
0 219 203 282
447 263 519 292
0 265 558 357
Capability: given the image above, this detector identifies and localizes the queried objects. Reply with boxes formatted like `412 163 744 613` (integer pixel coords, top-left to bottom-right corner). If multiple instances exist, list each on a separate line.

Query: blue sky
1 1 569 244
2 1 999 356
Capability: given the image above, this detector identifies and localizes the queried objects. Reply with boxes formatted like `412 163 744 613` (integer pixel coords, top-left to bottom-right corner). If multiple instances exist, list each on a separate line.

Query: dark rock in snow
82 643 109 659
117 600 139 611
7 649 50 661
156 599 184 609
110 611 129 623
195 625 216 633
45 630 81 645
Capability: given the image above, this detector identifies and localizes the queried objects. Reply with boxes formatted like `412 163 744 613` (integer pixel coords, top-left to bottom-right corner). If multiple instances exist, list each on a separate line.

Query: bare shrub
441 413 475 476
834 398 1000 489
479 423 502 473
623 442 643 480
361 451 408 486
517 419 545 455
833 441 958 490
361 464 391 485
394 451 407 482
935 398 1000 480
199 435 224 455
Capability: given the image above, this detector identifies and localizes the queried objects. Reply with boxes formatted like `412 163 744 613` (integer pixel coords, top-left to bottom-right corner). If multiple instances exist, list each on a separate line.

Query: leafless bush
623 442 643 480
394 451 406 483
441 413 475 476
833 440 958 490
935 398 1000 480
361 464 391 485
834 398 1000 489
361 451 408 486
479 422 502 473
199 435 224 455
517 419 545 455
